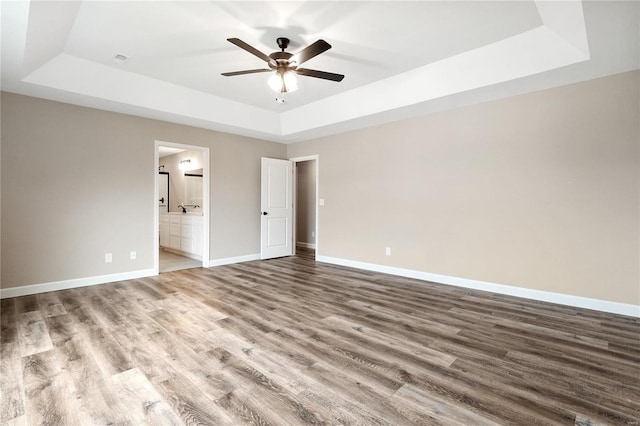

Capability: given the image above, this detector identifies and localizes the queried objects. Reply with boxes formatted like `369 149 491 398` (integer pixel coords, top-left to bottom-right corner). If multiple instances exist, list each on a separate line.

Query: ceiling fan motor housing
269 52 295 72
276 37 290 51
270 38 295 73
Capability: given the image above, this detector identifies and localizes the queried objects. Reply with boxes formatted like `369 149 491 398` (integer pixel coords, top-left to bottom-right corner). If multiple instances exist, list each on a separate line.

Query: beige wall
1 93 286 289
287 71 640 305
296 160 316 245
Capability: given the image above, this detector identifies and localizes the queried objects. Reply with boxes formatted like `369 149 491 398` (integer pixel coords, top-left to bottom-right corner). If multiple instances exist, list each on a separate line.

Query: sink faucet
178 203 200 213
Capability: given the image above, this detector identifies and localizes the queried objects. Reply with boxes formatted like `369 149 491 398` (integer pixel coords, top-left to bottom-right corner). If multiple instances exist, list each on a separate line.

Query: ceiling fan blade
221 69 272 77
227 38 276 66
296 68 344 82
291 39 331 66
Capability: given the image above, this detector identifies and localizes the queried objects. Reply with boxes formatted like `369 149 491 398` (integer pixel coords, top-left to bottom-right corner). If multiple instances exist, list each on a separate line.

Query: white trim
317 256 640 318
0 269 156 299
208 254 260 267
154 141 160 274
289 155 318 163
296 242 316 249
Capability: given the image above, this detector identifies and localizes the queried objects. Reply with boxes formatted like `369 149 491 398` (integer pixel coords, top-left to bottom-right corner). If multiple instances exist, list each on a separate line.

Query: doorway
291 155 318 259
154 140 210 274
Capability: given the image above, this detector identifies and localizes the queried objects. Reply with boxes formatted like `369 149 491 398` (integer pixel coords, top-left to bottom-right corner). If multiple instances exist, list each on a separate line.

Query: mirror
184 169 203 210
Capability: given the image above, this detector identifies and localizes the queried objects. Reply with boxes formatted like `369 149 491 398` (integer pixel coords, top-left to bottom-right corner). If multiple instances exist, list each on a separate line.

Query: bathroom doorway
154 141 210 274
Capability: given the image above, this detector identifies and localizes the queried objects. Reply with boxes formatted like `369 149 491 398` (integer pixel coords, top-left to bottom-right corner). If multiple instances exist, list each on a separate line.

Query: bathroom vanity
160 212 203 260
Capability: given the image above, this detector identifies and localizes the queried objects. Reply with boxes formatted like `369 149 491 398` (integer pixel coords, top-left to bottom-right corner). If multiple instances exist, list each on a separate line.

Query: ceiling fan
221 37 344 93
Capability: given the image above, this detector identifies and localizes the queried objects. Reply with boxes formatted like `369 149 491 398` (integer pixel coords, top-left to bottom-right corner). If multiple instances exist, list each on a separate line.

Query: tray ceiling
1 1 638 143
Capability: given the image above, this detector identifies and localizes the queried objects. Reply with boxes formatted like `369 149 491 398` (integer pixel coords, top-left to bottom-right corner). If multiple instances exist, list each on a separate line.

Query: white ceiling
158 146 185 158
1 1 638 144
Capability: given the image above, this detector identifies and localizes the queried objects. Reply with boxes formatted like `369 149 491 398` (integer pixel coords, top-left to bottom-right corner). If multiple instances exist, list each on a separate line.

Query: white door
261 158 293 259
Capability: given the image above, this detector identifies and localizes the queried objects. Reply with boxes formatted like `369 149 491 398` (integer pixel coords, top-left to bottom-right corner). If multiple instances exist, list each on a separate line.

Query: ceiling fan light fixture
223 37 343 94
268 70 298 93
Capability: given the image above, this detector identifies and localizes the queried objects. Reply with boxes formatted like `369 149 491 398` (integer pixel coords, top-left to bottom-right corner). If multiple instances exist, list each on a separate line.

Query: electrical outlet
105 253 113 263
130 251 137 260
385 247 391 256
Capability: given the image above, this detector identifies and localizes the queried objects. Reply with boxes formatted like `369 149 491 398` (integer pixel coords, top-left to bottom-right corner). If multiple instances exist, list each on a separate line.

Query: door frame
289 155 319 259
154 140 210 274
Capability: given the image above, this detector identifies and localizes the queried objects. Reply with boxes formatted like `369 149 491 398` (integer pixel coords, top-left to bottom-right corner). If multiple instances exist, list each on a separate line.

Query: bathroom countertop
166 212 203 216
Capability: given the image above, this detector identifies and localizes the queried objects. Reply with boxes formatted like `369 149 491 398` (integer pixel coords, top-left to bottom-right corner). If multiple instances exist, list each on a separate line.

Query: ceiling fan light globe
268 71 298 93
268 72 283 92
283 71 298 93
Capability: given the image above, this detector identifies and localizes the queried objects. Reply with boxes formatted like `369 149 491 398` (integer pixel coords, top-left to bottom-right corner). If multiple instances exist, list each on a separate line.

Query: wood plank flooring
1 248 639 425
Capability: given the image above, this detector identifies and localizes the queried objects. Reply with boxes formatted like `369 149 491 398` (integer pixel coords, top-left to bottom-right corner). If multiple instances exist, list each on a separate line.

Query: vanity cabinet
181 218 193 252
160 213 203 259
159 214 170 247
169 215 182 250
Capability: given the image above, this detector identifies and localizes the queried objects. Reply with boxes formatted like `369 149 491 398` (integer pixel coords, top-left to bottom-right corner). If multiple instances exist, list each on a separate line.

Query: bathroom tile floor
159 249 201 273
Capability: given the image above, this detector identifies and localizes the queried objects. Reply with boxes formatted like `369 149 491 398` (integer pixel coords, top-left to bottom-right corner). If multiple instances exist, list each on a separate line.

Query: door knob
262 212 268 215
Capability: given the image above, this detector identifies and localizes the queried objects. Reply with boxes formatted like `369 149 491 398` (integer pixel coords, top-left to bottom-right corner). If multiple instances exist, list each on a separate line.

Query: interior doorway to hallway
291 155 318 259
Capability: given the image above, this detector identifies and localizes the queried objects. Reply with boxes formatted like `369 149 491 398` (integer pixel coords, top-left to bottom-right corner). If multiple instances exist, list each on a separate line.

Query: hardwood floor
1 248 639 425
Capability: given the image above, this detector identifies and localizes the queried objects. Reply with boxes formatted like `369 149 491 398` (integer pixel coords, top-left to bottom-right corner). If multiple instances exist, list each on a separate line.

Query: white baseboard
296 242 317 249
0 268 156 299
5 255 636 318
317 256 640 318
209 253 260 267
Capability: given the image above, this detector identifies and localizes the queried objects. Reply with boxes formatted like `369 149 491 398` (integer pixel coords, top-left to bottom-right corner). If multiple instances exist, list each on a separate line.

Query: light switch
319 199 325 206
